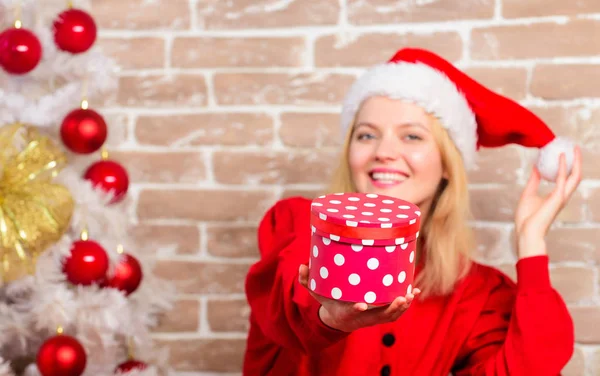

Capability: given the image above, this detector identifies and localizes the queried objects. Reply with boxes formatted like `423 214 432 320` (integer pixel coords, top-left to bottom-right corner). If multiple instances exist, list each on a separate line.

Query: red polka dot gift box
308 192 421 306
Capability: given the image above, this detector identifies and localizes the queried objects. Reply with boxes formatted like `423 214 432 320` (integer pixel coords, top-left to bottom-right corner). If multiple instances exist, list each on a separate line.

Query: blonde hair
325 117 474 298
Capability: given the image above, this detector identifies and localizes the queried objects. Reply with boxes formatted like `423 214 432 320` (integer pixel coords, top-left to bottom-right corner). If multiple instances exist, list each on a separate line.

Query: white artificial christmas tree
0 1 175 375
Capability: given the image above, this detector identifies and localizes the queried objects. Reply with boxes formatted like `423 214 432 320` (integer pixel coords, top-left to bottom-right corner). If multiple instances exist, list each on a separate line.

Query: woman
243 48 582 375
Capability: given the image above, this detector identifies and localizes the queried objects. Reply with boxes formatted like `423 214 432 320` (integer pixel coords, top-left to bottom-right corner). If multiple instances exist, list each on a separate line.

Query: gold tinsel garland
0 123 74 282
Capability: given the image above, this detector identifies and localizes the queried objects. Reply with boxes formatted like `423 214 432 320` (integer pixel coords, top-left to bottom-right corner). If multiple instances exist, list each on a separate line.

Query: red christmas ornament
37 334 87 376
53 8 97 54
63 240 109 286
0 27 42 74
115 359 148 373
60 108 107 154
84 160 129 203
104 254 143 296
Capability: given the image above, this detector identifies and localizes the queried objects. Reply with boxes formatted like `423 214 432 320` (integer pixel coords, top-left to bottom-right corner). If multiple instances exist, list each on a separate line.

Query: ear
442 168 449 180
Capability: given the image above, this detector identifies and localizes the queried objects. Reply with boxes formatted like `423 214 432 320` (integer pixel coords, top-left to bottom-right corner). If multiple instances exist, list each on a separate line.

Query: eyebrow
354 121 430 132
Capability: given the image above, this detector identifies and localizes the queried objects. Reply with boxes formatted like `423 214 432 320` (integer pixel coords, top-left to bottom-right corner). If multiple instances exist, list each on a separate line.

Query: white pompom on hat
340 47 575 181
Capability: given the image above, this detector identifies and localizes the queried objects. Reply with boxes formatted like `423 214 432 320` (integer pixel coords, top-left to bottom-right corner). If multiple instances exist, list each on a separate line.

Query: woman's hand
298 264 419 332
514 147 582 259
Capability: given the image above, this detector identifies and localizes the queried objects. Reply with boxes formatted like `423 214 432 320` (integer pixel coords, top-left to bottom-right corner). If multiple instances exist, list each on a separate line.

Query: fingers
543 153 568 212
564 146 582 198
532 154 569 230
396 288 420 312
377 288 420 322
299 265 328 307
298 264 309 288
520 165 541 201
353 302 368 312
553 153 568 201
385 296 407 315
557 152 568 189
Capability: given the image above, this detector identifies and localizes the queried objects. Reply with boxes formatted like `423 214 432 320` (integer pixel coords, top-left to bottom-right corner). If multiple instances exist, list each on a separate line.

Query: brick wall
91 0 600 374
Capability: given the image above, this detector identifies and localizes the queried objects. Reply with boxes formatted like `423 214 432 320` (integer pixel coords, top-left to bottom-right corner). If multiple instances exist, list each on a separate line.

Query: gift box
308 192 421 305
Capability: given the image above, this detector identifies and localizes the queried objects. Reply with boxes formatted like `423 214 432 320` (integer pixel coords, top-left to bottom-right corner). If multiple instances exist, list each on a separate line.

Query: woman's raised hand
514 147 583 259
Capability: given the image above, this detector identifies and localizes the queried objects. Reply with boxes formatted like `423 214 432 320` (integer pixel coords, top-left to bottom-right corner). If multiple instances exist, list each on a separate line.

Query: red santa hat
340 47 575 181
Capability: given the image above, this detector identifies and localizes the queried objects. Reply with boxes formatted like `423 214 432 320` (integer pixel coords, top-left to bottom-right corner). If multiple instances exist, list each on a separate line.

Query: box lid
310 192 421 242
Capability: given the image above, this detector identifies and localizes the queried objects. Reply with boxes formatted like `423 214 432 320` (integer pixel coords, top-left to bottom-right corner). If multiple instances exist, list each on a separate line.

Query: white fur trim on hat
537 136 575 181
340 62 478 169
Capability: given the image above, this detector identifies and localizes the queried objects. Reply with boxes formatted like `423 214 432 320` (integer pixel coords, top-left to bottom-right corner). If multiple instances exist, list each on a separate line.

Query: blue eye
357 133 375 141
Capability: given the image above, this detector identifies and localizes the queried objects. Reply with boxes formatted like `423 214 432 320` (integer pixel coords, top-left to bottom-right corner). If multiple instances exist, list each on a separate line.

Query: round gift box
308 192 421 305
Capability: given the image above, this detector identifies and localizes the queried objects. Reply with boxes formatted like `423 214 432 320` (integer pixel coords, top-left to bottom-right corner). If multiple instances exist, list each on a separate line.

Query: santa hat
340 47 575 181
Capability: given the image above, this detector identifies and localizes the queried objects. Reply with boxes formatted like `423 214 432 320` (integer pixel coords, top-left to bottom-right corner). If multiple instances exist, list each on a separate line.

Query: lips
368 168 408 188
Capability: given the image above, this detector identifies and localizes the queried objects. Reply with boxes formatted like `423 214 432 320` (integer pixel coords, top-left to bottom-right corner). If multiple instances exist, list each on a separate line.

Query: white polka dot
385 246 396 253
399 205 410 209
343 214 355 219
329 200 341 204
366 193 378 198
327 208 339 213
311 226 316 234
320 267 329 279
312 246 318 257
318 195 325 199
362 239 374 246
415 210 421 216
362 212 373 216
330 234 340 241
346 220 358 227
334 254 345 266
367 258 379 270
348 273 360 285
380 208 392 213
382 274 393 286
382 199 394 204
351 244 363 252
416 231 420 238
409 219 417 225
346 206 357 210
378 217 390 222
319 213 327 220
381 223 392 228
348 197 360 201
410 251 415 263
311 202 323 206
364 203 376 207
396 214 409 219
331 287 342 300
407 284 412 295
401 243 408 250
395 237 405 245
398 271 406 283
364 292 376 303
310 279 316 290
322 237 331 246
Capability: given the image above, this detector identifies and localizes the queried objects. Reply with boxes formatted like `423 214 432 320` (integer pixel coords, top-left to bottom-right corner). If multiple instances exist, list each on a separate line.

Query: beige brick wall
91 0 600 374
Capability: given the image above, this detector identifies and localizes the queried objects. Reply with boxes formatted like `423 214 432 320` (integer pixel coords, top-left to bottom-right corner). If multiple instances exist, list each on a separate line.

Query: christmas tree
0 1 175 375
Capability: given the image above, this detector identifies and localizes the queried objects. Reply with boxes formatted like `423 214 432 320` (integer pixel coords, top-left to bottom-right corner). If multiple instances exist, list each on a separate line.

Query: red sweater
243 197 574 376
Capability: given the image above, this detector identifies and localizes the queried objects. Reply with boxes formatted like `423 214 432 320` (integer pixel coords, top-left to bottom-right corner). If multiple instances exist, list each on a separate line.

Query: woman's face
348 96 446 212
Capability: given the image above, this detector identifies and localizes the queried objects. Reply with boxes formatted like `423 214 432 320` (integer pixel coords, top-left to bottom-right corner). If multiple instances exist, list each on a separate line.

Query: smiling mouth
369 172 407 186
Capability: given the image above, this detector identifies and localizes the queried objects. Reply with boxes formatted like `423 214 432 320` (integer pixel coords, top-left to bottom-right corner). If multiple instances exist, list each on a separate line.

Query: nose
374 133 402 162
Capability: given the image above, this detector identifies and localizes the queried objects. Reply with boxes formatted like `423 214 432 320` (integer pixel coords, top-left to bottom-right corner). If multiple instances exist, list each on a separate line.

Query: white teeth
371 172 406 182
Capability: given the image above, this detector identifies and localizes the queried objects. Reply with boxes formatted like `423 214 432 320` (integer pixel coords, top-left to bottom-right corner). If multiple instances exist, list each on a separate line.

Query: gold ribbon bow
0 123 74 282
